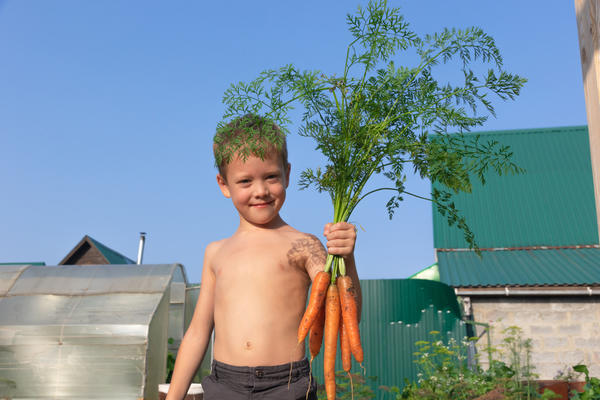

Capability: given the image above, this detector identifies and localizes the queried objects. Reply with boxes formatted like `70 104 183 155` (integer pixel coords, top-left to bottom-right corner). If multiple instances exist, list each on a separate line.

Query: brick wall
468 296 600 379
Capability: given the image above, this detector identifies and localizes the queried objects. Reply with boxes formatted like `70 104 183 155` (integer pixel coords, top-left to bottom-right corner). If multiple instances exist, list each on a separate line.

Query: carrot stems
330 257 338 284
323 254 334 273
339 257 346 276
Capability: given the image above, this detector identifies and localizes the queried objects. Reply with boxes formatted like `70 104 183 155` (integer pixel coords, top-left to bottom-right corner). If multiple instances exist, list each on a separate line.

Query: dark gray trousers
201 358 318 400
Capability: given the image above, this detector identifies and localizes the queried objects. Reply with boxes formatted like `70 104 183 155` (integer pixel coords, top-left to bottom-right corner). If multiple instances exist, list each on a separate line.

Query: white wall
468 296 600 380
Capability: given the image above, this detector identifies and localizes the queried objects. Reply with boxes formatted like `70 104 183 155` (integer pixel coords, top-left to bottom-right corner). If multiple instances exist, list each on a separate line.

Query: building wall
469 296 600 379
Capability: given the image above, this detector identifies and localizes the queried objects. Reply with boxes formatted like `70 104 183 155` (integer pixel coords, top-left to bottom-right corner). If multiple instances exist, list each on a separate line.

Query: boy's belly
212 326 305 366
212 285 308 366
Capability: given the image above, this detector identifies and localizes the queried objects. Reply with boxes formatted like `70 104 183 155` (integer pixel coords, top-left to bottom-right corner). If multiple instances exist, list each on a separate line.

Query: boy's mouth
250 200 274 208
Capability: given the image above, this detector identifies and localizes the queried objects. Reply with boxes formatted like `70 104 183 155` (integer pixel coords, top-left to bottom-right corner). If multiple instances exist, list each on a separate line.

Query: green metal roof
88 236 135 264
437 248 600 287
0 262 45 266
432 126 599 249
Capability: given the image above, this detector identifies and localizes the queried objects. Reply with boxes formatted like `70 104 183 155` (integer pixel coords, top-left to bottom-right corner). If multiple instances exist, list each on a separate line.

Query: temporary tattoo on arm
287 234 327 273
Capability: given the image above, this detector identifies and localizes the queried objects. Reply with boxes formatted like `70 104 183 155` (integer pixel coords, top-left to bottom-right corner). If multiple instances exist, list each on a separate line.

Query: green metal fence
308 278 468 399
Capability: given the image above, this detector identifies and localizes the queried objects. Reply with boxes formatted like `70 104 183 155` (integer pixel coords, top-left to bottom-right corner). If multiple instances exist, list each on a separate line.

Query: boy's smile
217 153 290 228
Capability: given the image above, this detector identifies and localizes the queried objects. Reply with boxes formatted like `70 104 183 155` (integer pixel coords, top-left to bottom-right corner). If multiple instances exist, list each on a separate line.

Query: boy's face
216 153 291 227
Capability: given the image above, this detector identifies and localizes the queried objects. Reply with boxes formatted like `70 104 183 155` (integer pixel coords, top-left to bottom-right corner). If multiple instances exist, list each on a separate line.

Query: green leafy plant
218 0 526 268
383 332 497 400
570 364 600 400
498 326 538 399
382 328 559 400
166 337 207 384
317 372 377 400
166 337 176 383
540 390 562 400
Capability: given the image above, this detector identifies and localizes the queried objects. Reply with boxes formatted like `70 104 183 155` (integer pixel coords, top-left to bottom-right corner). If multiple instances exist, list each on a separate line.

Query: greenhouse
0 263 187 399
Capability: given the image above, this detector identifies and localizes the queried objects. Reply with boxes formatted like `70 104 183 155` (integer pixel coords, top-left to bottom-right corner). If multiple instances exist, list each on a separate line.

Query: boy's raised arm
323 222 362 321
166 244 217 400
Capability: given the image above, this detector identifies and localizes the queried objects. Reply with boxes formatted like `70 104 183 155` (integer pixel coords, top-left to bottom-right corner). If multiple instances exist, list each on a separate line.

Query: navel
245 341 253 350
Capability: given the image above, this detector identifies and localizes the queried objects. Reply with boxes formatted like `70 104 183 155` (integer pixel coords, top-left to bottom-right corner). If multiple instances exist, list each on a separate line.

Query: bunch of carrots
298 254 363 400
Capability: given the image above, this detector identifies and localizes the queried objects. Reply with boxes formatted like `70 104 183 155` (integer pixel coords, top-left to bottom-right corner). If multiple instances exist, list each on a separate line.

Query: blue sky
0 1 587 282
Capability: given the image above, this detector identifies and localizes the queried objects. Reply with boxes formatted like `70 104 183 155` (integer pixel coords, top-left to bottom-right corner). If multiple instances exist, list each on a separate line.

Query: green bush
381 327 561 400
570 364 600 400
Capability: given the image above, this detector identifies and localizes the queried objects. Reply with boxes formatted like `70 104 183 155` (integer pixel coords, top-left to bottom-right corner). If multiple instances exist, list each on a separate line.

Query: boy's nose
254 181 269 196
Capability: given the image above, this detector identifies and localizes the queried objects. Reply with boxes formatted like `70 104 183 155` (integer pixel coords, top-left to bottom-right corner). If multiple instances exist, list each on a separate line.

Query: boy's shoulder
269 225 325 254
203 237 229 262
286 229 324 254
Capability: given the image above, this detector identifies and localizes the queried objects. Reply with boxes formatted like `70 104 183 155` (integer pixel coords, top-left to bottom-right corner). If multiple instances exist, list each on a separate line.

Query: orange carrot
309 302 326 359
298 271 330 343
340 319 355 400
340 319 351 372
338 275 363 363
324 284 340 400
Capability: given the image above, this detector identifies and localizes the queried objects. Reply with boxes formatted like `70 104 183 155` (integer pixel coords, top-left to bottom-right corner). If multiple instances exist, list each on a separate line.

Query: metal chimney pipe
137 232 146 265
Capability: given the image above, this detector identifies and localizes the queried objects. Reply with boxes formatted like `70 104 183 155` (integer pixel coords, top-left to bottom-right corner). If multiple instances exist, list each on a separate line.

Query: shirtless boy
167 114 361 400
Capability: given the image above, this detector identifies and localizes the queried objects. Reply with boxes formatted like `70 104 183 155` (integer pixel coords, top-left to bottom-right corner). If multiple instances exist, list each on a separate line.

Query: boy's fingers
326 227 356 240
327 238 353 247
327 245 349 254
328 222 354 232
324 222 357 256
323 222 333 236
327 248 354 258
327 236 356 253
329 222 354 230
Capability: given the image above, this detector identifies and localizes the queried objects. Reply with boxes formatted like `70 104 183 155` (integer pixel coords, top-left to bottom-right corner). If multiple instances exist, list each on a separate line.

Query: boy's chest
213 238 305 279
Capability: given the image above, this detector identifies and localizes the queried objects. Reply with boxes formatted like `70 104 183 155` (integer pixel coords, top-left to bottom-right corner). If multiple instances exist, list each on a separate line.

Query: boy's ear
285 163 291 188
216 174 231 198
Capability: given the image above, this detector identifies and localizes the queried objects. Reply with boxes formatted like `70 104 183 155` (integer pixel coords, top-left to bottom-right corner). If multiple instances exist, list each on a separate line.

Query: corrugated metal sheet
437 248 600 287
308 279 467 399
432 126 598 249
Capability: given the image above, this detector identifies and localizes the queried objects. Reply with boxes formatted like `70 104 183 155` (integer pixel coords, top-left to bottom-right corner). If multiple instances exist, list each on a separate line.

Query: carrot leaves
218 0 526 254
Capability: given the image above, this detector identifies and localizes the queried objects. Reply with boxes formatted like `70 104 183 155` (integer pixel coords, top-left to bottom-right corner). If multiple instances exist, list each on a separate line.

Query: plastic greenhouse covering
0 263 187 399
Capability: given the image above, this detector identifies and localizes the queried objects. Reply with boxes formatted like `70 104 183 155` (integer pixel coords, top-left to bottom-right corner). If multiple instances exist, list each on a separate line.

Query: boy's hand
323 222 357 259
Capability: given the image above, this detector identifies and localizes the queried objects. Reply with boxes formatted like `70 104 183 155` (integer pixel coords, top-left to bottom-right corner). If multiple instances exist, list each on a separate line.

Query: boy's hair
213 114 288 178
